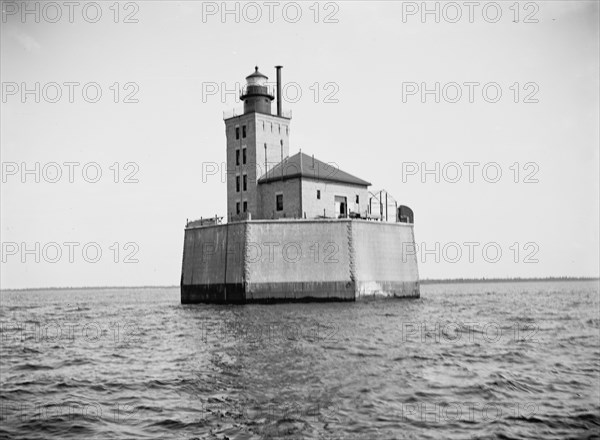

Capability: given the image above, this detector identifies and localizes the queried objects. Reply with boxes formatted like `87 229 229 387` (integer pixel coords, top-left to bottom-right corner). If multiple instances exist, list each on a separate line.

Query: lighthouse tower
224 66 291 221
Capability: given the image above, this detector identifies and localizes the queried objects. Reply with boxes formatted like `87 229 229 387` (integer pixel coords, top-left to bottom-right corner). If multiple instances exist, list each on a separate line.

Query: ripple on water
0 281 598 439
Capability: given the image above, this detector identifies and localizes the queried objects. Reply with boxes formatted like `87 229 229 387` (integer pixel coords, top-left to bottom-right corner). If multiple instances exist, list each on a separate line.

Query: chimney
275 65 283 117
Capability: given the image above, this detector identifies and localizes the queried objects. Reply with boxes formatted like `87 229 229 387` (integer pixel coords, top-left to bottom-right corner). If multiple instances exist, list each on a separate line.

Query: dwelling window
236 149 240 166
242 125 247 138
243 201 247 212
317 190 321 199
243 174 247 191
276 194 283 211
235 127 240 140
236 175 240 192
236 202 240 215
242 148 247 165
356 195 360 204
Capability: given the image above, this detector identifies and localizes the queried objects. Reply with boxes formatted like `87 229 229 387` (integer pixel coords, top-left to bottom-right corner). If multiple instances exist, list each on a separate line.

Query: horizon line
1 276 599 292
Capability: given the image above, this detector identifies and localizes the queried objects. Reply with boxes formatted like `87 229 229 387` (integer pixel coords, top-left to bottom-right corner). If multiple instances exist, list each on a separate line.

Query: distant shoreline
1 277 599 292
420 277 600 285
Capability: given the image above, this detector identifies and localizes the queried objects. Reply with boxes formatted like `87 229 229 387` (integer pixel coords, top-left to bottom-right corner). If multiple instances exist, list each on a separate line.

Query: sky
1 0 599 289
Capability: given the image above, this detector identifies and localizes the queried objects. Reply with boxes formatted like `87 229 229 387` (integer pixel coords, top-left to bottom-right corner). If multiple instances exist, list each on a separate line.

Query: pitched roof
258 152 371 186
246 66 268 80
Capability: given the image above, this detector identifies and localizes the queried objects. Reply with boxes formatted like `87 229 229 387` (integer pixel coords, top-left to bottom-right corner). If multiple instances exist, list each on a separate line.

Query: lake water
1 281 599 439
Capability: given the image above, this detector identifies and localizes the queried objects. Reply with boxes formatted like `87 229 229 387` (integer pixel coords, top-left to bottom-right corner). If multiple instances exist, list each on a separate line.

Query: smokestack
275 65 282 117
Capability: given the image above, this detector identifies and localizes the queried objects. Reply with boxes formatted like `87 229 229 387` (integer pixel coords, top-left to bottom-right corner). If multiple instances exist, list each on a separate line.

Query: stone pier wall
181 219 419 303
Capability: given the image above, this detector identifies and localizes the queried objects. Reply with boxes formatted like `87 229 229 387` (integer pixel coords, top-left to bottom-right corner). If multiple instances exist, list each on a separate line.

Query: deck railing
223 108 292 120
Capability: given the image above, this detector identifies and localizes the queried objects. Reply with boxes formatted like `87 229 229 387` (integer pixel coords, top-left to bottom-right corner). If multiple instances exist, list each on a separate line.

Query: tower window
242 148 247 165
242 125 246 138
262 121 265 131
286 126 289 136
236 175 240 192
276 194 283 211
278 124 281 134
235 127 240 140
236 202 240 215
243 174 247 191
356 195 359 204
270 123 273 132
236 149 240 166
243 201 247 212
317 190 321 199
264 143 268 171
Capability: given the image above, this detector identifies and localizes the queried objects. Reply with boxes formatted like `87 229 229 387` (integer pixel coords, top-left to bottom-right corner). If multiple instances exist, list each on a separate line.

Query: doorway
334 196 347 218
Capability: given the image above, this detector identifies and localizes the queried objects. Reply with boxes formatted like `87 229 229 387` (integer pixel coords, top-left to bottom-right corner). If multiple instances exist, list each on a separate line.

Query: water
1 281 598 439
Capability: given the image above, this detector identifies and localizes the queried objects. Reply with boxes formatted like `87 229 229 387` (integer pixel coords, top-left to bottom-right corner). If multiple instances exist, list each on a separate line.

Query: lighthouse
224 66 291 221
181 65 419 303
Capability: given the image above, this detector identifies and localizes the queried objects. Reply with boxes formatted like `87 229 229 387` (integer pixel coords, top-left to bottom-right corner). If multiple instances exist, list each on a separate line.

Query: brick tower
223 66 291 221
